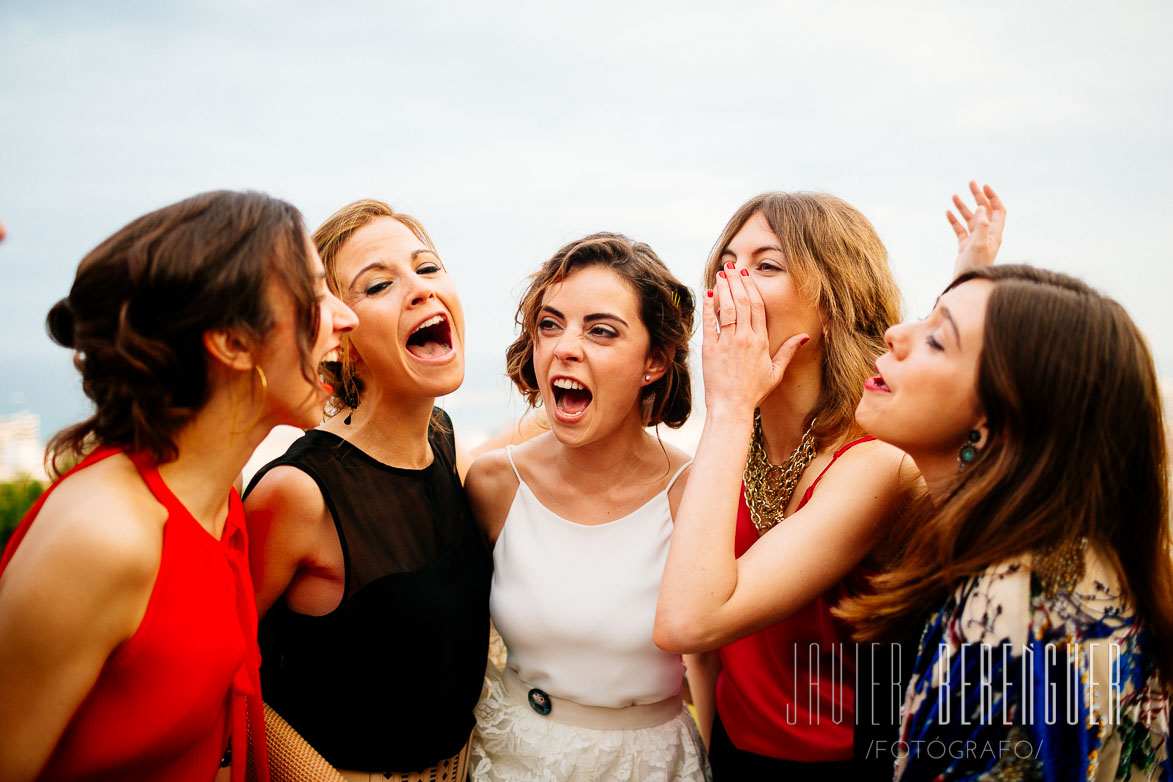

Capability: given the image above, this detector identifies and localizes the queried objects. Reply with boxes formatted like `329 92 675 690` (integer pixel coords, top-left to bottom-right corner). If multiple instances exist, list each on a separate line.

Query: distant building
0 412 47 482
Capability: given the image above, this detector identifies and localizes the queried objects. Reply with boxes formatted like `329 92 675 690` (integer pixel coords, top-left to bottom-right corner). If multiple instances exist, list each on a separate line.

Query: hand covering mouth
551 377 592 415
406 314 453 359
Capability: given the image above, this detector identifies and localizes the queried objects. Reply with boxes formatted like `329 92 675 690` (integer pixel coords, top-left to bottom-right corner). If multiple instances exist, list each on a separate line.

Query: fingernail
706 289 713 298
799 337 810 346
718 271 726 279
740 268 748 277
724 261 735 270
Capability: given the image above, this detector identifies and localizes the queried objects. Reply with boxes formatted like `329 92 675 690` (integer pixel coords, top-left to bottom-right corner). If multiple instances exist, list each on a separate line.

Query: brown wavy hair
506 233 695 429
703 192 901 446
311 199 437 415
45 190 318 474
837 265 1173 683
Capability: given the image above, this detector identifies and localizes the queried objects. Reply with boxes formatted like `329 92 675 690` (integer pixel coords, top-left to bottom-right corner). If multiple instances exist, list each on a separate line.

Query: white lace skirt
469 665 711 782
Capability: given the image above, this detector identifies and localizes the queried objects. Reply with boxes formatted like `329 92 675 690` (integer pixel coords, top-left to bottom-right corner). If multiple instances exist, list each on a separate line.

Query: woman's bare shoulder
3 454 165 646
32 454 166 579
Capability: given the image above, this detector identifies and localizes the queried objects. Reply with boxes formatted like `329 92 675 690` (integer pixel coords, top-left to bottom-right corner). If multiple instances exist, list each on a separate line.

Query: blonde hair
311 199 437 415
704 192 901 445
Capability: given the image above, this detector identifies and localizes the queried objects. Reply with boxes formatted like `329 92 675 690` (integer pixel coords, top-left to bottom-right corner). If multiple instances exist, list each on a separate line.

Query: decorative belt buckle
527 687 552 716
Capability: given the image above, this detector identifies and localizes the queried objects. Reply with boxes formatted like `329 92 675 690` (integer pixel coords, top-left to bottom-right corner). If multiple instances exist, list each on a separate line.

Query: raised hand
702 261 808 416
948 181 1006 277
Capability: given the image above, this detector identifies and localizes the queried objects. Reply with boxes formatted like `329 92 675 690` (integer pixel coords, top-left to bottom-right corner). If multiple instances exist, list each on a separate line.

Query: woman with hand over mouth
843 265 1173 780
0 190 357 782
467 234 710 781
655 184 1005 778
244 200 491 782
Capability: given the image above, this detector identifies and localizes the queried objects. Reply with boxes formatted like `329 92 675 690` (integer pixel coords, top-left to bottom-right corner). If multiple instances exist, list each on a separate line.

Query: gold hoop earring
231 365 269 435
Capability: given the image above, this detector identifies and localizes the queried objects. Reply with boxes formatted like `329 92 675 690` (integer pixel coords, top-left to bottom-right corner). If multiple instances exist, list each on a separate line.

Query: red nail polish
799 337 810 346
725 261 735 270
740 268 749 276
718 270 726 279
706 289 713 298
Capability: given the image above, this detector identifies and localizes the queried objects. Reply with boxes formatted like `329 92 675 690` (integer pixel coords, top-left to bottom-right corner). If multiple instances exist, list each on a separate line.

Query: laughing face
533 265 666 447
855 279 992 476
260 241 358 430
333 216 465 401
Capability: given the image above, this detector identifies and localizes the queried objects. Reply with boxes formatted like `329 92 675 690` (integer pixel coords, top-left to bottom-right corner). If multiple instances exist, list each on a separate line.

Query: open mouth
317 347 340 393
406 314 453 359
551 377 593 419
864 373 891 392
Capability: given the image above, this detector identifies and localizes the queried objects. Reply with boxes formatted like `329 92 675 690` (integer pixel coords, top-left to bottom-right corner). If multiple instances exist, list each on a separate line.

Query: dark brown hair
506 233 694 429
311 199 437 414
45 190 317 472
704 192 901 445
838 265 1173 683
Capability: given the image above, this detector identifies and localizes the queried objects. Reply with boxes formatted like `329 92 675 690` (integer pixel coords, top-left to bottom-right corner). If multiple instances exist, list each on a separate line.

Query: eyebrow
720 245 785 258
349 262 387 291
540 305 629 328
941 306 961 347
347 250 442 291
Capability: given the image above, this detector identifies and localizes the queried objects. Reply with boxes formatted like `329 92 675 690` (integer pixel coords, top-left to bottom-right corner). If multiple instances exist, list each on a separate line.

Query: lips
550 376 593 421
406 313 454 359
864 366 891 393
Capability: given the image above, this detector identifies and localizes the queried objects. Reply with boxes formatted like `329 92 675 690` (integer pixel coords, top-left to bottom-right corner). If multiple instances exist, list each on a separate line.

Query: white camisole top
490 446 692 709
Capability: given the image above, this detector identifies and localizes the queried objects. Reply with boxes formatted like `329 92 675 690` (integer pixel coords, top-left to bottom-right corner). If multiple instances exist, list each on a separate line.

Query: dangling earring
957 430 981 469
640 390 656 426
344 409 354 426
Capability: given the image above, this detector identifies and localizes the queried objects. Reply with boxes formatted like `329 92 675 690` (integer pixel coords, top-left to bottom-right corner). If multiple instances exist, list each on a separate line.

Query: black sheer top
246 409 491 772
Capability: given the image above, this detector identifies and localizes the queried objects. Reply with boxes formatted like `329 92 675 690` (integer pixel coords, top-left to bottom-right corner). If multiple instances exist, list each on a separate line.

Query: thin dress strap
665 459 693 492
504 444 524 485
795 436 874 511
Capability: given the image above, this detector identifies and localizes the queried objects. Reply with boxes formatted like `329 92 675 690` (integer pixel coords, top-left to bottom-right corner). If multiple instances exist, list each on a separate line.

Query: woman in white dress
466 233 710 781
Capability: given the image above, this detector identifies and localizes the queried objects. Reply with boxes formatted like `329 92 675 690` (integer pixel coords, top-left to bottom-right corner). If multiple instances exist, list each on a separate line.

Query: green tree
0 477 45 549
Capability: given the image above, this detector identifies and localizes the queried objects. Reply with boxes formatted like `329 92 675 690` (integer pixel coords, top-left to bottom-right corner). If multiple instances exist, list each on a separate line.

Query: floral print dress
897 548 1170 781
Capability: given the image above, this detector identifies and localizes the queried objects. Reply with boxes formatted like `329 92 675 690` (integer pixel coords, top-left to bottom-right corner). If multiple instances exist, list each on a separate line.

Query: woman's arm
654 269 913 654
684 652 721 750
0 473 161 782
244 466 338 618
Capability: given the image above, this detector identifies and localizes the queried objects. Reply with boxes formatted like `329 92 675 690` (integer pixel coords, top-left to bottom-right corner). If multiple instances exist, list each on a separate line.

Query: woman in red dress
0 190 356 782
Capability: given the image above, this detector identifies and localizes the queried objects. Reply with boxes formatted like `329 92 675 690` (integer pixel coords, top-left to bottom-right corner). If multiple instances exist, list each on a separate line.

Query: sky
2 0 1171 445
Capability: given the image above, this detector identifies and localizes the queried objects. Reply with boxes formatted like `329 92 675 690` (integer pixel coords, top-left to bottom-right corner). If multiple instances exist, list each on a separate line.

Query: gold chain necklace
743 410 818 535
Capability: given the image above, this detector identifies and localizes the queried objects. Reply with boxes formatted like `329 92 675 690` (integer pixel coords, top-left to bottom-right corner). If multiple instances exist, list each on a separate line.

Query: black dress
246 409 492 773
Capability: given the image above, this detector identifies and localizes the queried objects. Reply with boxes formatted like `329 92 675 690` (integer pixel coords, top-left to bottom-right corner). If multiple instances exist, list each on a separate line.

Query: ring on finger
718 318 737 328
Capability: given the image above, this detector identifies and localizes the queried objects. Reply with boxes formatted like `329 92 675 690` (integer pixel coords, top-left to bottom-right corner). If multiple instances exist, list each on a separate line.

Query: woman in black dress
244 199 491 782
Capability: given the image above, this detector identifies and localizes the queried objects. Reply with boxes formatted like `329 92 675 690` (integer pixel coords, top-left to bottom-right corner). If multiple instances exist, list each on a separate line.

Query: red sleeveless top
715 436 873 761
0 447 269 782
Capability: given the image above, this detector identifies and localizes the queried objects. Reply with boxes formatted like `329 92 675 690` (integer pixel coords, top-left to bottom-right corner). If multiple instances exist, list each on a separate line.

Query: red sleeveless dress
0 447 269 782
715 436 873 761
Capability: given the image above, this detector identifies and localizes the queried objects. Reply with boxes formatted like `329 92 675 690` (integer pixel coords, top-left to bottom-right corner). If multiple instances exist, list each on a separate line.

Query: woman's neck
756 351 823 462
912 452 957 506
155 391 269 538
551 410 661 491
321 387 436 469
